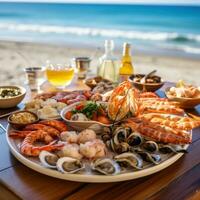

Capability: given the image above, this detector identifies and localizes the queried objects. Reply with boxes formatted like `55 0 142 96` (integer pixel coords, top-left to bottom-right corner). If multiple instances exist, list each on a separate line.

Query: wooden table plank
0 163 85 200
65 129 200 200
149 164 200 200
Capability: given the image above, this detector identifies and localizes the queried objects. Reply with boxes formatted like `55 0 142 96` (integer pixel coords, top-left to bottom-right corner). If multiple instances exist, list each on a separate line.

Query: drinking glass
46 63 75 89
24 67 45 92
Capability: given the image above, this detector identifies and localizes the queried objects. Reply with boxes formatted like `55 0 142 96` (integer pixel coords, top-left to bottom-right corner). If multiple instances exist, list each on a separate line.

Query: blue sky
0 0 200 4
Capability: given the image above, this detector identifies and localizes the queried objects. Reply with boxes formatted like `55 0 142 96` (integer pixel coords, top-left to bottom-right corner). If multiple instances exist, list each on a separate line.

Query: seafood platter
6 80 200 182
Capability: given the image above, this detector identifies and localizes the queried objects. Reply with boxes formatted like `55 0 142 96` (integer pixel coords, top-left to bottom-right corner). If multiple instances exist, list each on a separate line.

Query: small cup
24 67 45 91
73 57 91 79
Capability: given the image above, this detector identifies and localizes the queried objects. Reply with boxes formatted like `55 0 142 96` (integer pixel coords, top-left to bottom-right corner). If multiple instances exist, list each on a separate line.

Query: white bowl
60 101 112 133
0 85 26 109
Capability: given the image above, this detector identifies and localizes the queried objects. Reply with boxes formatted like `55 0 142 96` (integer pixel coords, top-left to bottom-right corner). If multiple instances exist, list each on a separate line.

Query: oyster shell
57 157 85 174
159 144 187 154
136 150 161 165
127 132 143 147
39 150 59 169
113 127 127 145
142 141 159 153
92 158 120 175
114 152 143 170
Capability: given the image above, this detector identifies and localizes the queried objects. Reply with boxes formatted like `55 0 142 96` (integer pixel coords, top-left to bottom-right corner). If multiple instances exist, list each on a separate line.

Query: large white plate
6 125 188 183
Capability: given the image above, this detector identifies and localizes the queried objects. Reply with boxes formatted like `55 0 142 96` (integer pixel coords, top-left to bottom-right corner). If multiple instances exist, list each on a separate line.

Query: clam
39 150 59 169
142 141 159 153
71 113 88 121
114 152 143 170
135 150 161 165
113 127 127 145
92 158 120 175
127 132 143 147
159 144 187 154
57 157 85 174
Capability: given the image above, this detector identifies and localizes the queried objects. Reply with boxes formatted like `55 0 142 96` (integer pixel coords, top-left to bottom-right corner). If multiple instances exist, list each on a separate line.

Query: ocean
0 2 200 58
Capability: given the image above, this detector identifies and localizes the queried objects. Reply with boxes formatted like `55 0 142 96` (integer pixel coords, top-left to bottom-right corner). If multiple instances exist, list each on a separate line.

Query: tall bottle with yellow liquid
119 43 134 82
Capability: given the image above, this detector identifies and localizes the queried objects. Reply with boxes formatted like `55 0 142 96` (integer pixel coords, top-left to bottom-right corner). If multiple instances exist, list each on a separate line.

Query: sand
0 40 200 86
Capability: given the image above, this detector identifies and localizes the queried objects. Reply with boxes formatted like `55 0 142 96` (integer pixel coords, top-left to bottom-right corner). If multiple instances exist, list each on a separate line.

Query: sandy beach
0 40 200 87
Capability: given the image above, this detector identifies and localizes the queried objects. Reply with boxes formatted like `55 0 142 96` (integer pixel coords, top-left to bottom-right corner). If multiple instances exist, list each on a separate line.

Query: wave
0 23 200 43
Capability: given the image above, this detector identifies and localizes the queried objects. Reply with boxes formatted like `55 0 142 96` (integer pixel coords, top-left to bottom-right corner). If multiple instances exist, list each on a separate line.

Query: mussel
57 157 85 174
159 144 187 154
39 151 59 169
127 132 143 147
114 152 143 170
142 141 159 153
91 158 120 175
135 150 161 165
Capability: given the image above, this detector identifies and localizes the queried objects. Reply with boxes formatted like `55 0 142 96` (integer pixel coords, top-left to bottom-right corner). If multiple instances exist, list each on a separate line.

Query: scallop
71 113 88 121
114 152 143 170
92 158 120 175
56 157 85 174
39 150 59 169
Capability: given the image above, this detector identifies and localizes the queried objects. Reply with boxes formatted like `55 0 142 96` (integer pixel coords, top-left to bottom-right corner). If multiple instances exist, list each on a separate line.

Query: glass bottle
98 40 118 82
119 43 134 82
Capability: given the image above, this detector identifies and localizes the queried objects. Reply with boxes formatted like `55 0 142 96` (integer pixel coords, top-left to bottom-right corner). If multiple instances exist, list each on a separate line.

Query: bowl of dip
8 110 39 129
0 86 26 108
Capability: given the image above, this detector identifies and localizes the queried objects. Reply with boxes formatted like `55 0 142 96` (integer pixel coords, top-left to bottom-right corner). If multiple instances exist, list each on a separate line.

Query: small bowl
129 74 164 92
8 110 39 129
0 86 26 109
60 101 112 133
165 87 200 108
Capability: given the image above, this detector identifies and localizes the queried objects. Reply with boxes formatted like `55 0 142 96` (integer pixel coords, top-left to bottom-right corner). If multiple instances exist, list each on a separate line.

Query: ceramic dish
0 85 26 109
8 110 39 129
6 124 188 183
165 87 200 108
60 101 112 132
129 74 164 92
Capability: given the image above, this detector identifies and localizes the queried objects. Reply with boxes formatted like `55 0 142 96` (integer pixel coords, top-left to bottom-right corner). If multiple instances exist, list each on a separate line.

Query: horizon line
0 0 200 6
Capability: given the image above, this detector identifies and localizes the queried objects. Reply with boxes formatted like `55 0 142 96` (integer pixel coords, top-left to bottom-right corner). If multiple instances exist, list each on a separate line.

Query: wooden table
0 82 200 200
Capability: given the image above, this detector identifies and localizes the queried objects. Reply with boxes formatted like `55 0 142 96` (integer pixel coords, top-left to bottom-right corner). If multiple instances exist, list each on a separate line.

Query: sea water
0 2 200 57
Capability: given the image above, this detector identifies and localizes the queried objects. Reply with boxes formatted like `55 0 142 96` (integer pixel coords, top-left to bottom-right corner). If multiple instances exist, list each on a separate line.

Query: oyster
127 132 143 147
114 152 143 170
39 150 59 169
57 157 85 174
159 144 187 154
136 150 161 165
114 142 130 154
113 127 127 145
142 141 159 153
92 158 120 175
71 113 88 121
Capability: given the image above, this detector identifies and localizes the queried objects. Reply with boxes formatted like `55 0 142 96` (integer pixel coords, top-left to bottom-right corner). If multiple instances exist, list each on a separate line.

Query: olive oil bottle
119 43 134 82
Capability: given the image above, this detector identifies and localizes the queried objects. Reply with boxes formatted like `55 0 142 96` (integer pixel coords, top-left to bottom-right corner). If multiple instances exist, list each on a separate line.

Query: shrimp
24 124 60 136
39 120 68 132
20 130 63 156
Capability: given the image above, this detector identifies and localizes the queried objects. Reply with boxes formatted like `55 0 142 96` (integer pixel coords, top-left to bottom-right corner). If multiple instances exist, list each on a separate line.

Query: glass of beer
46 63 75 88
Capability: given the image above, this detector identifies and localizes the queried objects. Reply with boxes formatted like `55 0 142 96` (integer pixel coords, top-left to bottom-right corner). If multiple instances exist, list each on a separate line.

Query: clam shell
39 150 58 169
56 157 85 174
92 158 120 175
113 127 127 145
114 152 143 170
